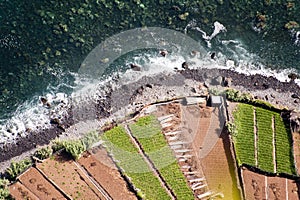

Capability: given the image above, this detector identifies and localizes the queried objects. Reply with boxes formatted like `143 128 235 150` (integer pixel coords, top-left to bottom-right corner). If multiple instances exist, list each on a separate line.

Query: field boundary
124 125 176 200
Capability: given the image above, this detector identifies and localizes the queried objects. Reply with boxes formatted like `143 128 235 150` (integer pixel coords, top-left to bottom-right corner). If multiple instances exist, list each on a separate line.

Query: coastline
1 67 299 173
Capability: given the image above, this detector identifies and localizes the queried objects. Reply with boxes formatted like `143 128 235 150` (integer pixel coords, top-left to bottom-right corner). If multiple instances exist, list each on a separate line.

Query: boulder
224 77 232 87
159 50 168 57
212 76 223 86
182 62 189 69
130 63 141 71
291 93 300 99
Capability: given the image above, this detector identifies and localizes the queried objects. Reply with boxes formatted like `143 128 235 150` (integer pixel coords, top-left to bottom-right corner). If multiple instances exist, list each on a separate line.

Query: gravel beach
1 68 299 173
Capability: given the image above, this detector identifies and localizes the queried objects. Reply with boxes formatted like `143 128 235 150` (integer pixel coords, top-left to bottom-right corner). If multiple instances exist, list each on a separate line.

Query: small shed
207 95 222 107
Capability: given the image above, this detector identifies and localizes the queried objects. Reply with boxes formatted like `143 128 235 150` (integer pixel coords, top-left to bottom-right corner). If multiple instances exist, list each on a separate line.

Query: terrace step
197 191 213 199
169 141 188 146
170 144 183 149
181 165 191 169
178 158 187 162
158 114 174 122
192 183 207 191
167 136 178 141
173 149 192 153
161 122 173 128
184 171 199 175
175 154 193 158
189 177 206 183
165 131 181 136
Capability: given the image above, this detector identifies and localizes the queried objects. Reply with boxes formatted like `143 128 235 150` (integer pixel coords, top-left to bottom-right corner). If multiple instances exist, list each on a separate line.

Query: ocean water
0 0 299 143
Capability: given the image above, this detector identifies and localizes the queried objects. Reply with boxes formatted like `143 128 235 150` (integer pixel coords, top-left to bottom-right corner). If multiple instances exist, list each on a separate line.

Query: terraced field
256 108 274 172
129 116 194 200
101 126 171 200
232 104 256 166
233 103 296 175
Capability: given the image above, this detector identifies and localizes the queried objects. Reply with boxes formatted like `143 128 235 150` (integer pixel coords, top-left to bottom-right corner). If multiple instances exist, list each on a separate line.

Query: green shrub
81 131 99 150
34 146 53 160
51 139 66 152
226 122 237 137
6 159 32 180
64 140 85 160
0 178 11 200
225 89 253 102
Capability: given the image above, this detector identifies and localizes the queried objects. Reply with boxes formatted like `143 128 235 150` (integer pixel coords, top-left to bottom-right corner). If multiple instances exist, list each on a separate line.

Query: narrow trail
124 125 176 200
253 108 258 167
271 116 276 173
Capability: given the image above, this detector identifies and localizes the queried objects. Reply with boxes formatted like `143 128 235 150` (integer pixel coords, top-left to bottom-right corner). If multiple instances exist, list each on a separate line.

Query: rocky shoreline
1 68 299 172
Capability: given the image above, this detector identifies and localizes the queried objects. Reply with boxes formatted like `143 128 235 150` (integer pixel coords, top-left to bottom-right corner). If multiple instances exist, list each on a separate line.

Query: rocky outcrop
290 111 300 133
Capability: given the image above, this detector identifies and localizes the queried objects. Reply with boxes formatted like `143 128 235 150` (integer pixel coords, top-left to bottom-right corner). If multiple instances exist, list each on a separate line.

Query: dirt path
253 108 258 167
124 125 176 200
292 131 300 175
272 116 277 173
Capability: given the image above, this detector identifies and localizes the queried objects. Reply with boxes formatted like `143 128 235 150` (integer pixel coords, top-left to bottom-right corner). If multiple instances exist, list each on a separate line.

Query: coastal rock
288 73 299 81
291 93 300 99
159 50 168 57
212 76 223 86
224 77 232 87
130 63 141 71
290 111 300 133
182 62 189 69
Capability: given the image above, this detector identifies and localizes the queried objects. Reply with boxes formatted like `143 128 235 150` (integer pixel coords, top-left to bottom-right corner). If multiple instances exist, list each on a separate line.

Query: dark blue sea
0 0 299 142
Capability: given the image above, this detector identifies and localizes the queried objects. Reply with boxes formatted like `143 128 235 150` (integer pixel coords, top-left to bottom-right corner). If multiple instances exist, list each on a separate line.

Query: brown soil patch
242 168 267 200
267 176 286 199
78 149 137 200
287 179 299 200
9 181 39 200
37 153 105 199
18 167 65 200
242 168 299 200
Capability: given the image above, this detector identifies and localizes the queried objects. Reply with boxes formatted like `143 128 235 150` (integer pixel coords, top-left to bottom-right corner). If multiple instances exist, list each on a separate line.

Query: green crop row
233 104 256 166
256 107 274 172
129 116 194 200
102 126 170 200
274 114 296 175
233 104 296 175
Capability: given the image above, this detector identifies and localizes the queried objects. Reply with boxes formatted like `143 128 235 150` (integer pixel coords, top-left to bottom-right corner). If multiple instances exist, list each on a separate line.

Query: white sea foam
0 23 299 146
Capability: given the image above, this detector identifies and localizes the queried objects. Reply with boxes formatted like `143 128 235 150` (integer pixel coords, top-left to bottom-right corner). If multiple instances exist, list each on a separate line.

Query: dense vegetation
232 103 296 175
129 116 194 200
52 130 99 160
0 178 11 200
102 126 170 200
5 159 32 180
232 104 256 166
256 108 274 172
274 114 296 175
